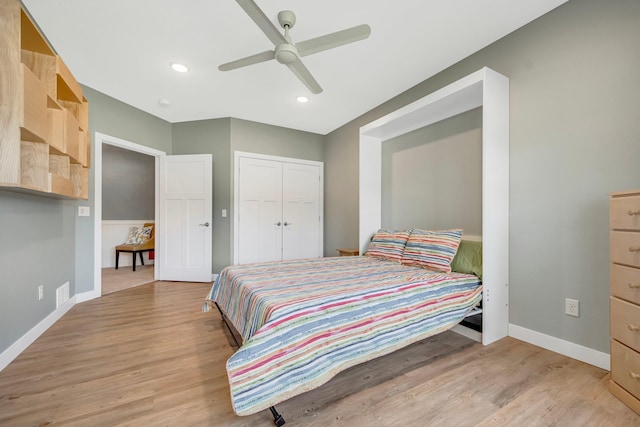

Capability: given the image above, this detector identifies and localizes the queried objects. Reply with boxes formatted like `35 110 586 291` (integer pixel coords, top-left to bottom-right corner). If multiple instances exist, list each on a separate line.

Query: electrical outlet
565 298 579 317
38 285 44 301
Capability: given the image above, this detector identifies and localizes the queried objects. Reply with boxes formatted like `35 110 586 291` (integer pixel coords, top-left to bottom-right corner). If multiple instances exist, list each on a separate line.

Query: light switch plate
222 209 227 218
78 206 90 217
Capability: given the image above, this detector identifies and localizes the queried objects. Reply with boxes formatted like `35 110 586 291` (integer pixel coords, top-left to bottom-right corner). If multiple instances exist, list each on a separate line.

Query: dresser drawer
611 231 640 268
611 193 640 231
611 339 640 400
611 297 640 352
611 264 640 304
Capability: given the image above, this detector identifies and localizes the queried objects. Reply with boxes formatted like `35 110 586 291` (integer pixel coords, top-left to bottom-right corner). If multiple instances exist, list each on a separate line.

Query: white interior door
158 154 212 282
237 157 283 264
282 162 322 260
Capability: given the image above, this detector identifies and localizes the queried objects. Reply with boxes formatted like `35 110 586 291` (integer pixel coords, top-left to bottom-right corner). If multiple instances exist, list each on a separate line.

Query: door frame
93 132 166 297
233 151 324 264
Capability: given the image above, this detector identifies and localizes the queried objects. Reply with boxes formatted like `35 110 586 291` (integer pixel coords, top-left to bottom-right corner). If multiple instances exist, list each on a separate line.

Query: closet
235 152 323 264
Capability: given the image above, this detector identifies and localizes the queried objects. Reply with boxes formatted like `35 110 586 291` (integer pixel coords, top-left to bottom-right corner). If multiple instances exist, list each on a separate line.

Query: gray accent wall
325 0 640 353
102 144 155 221
381 108 482 234
0 192 75 353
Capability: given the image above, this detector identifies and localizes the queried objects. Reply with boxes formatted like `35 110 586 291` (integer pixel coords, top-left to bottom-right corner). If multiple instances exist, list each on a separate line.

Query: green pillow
451 240 483 279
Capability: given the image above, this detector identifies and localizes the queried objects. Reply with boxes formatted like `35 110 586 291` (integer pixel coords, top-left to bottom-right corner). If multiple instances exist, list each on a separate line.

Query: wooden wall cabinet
0 0 90 200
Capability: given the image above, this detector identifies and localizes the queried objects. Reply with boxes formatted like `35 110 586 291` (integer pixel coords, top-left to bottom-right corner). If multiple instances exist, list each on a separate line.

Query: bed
203 228 483 424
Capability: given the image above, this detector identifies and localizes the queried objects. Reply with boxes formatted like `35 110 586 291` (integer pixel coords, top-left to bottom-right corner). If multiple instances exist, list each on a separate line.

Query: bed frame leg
214 302 241 347
269 406 285 426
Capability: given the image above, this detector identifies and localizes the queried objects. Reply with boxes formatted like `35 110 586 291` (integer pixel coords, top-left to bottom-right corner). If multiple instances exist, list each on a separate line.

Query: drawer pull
629 246 640 253
630 372 640 381
628 210 640 216
629 283 640 289
627 324 640 332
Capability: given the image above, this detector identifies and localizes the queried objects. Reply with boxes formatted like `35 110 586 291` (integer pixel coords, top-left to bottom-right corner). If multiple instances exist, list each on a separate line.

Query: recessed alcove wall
381 108 482 234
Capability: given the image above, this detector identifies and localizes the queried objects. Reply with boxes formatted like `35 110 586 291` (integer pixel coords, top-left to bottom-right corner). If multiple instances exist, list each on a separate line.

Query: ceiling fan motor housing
275 43 298 64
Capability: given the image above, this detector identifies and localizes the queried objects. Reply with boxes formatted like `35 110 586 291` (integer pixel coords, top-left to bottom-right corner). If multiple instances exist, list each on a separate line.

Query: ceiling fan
219 0 371 94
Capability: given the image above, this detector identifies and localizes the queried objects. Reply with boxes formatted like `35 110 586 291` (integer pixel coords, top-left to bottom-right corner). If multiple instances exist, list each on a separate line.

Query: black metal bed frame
214 302 286 427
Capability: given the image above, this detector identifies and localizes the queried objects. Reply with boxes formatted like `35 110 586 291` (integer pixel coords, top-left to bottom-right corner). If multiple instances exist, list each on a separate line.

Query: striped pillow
365 229 410 263
401 229 463 272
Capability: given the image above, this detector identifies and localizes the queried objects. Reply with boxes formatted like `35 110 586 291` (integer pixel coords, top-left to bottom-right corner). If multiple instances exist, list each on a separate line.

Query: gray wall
381 108 482 234
0 192 75 352
324 0 640 353
230 118 324 161
102 144 155 221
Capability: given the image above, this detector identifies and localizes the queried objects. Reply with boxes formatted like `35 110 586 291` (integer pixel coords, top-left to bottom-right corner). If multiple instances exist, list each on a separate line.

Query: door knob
283 222 292 226
199 222 210 227
274 222 282 226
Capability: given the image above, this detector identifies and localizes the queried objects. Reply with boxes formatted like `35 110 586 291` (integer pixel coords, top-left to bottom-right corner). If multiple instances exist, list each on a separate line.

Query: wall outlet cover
565 298 579 317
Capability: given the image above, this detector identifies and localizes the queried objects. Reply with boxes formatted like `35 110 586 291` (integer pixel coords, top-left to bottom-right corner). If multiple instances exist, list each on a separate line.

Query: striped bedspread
204 256 482 416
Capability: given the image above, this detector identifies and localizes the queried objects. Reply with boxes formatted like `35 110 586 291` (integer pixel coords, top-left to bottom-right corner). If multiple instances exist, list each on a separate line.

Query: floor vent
56 282 70 308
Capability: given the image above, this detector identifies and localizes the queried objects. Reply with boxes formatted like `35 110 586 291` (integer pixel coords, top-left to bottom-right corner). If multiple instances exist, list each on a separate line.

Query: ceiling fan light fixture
275 44 298 64
170 62 189 73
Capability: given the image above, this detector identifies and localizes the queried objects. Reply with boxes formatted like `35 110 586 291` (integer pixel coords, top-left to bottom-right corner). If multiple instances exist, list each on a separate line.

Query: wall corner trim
509 323 610 371
0 296 77 372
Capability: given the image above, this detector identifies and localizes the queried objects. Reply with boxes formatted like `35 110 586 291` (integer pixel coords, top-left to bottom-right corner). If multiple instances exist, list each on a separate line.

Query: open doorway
93 133 165 296
101 144 155 294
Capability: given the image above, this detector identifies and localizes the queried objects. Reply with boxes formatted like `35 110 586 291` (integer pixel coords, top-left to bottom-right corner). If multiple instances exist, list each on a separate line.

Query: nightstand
337 248 359 256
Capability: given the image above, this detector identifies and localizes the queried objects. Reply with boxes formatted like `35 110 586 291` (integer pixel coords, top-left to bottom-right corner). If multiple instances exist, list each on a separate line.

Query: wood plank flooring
0 281 637 426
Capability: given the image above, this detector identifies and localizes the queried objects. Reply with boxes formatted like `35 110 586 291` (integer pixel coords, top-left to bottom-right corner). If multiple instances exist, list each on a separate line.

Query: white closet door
238 157 283 264
282 162 322 260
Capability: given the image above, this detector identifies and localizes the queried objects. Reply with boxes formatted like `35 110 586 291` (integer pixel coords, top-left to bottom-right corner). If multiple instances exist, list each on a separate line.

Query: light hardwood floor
0 281 637 426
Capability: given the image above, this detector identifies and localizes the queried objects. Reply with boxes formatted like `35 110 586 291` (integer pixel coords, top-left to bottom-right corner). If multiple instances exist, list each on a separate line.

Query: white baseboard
75 289 100 303
508 323 610 371
0 296 77 372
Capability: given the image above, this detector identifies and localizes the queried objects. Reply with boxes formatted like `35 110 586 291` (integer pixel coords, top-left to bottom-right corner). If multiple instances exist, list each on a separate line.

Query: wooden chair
115 223 155 271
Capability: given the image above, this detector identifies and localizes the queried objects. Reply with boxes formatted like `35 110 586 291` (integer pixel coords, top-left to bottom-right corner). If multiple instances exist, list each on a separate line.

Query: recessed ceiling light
171 62 189 73
297 96 309 103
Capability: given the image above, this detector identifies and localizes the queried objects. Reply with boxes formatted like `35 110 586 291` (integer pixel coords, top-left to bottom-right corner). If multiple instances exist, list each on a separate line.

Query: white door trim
233 151 324 265
93 132 166 299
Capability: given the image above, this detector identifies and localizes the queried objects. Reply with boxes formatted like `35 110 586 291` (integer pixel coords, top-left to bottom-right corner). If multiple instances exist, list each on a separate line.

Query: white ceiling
22 0 568 135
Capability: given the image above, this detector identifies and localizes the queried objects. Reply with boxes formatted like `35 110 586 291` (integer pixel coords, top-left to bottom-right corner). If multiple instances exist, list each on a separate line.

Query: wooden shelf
0 0 90 200
20 64 48 143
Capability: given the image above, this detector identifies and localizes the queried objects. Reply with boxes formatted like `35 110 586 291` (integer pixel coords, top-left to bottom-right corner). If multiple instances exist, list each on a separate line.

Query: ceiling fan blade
219 50 275 71
286 58 323 94
236 0 287 46
296 24 371 57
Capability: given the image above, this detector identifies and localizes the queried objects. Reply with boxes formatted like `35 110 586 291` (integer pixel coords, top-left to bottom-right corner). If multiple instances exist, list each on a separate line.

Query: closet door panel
238 157 283 264
282 163 321 260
